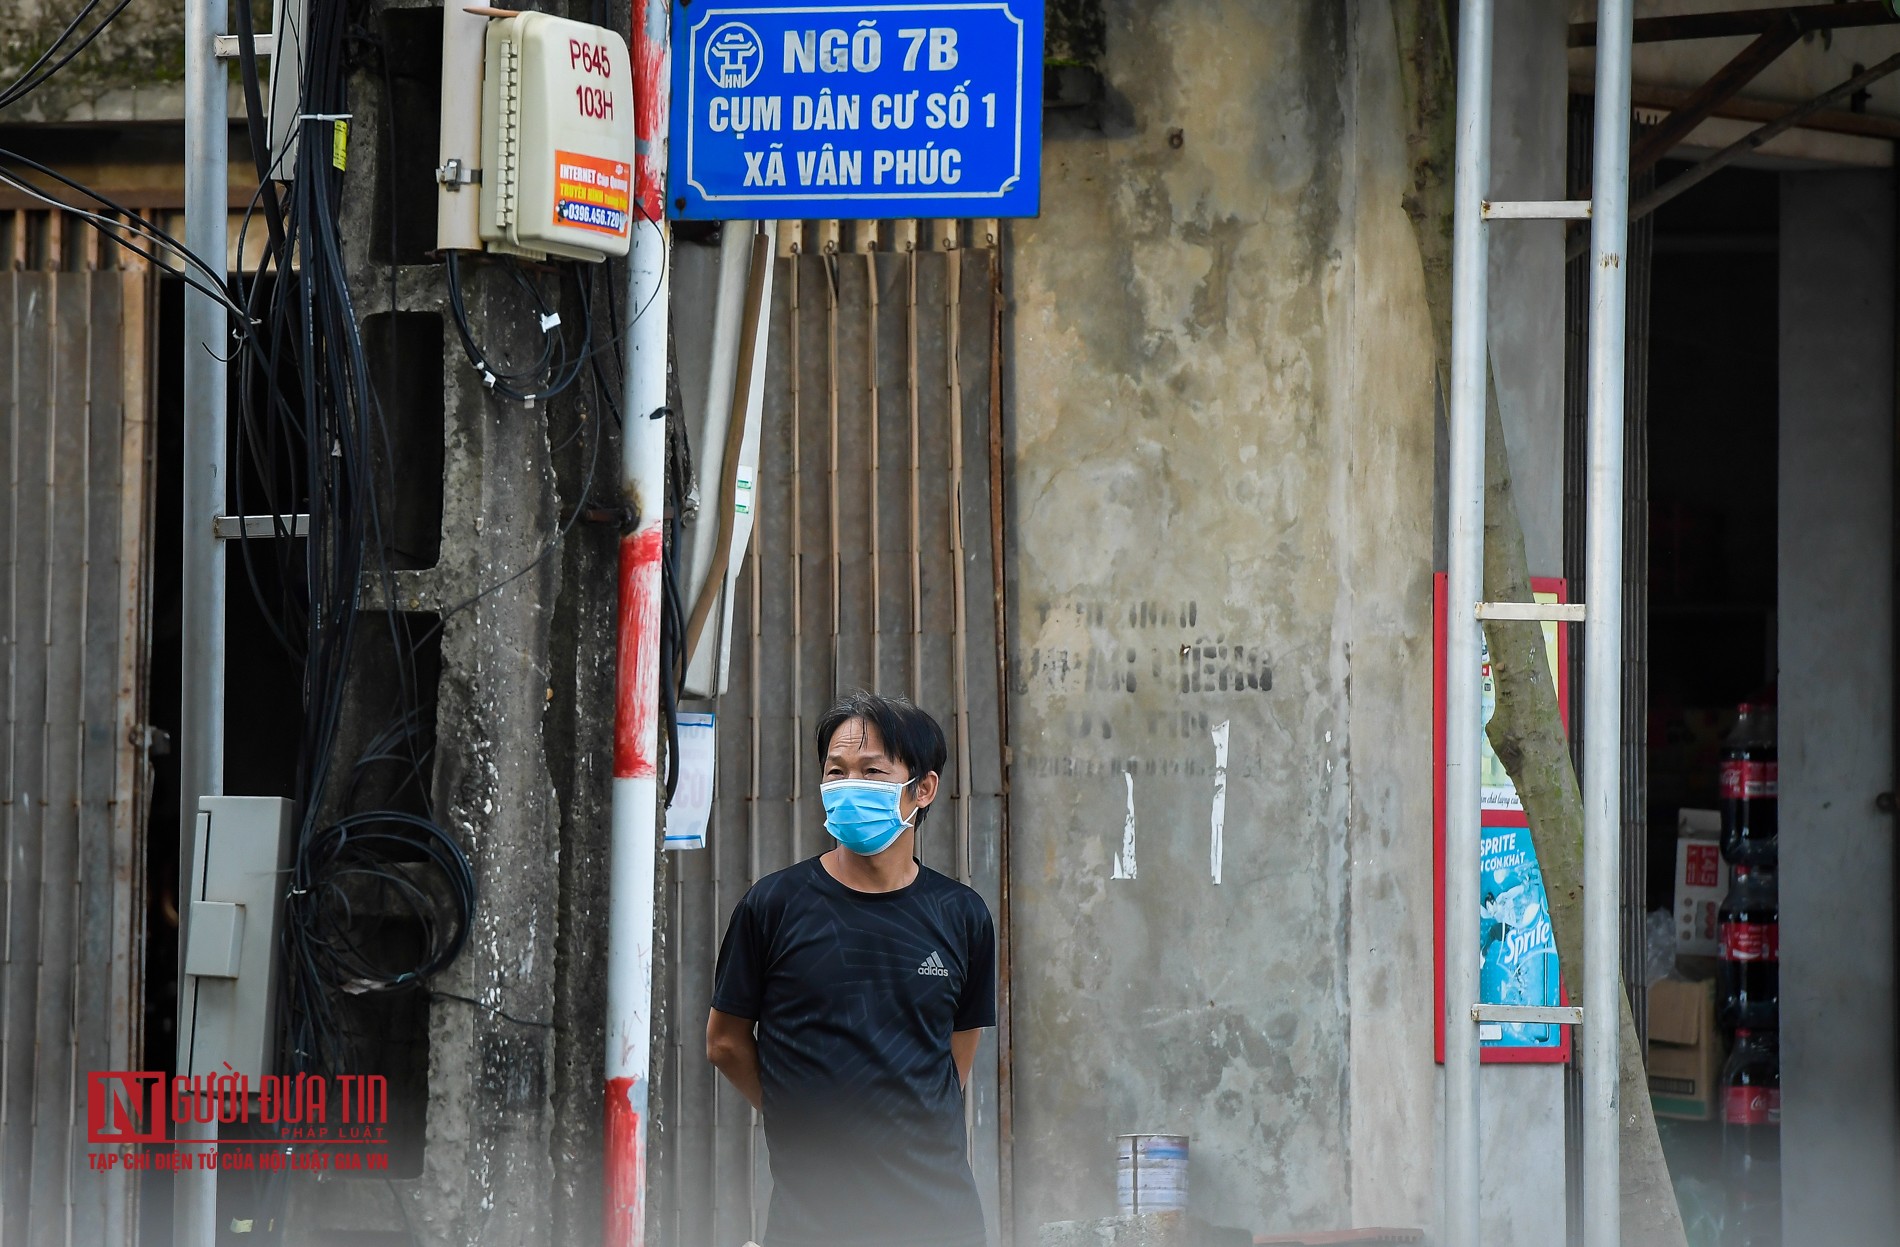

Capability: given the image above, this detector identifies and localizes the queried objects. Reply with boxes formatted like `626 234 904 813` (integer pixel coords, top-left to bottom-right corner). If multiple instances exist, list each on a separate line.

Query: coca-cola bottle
1720 702 1778 867
1718 864 1779 1031
1721 1029 1781 1247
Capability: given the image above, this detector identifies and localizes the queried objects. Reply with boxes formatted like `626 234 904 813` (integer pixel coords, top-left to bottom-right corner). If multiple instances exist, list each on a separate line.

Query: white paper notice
664 712 717 850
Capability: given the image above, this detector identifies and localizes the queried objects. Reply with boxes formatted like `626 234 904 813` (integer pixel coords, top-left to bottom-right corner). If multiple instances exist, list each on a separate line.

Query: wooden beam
1632 50 1900 222
1565 49 1900 261
1575 76 1900 141
1629 17 1802 174
1572 2 1897 47
0 183 260 213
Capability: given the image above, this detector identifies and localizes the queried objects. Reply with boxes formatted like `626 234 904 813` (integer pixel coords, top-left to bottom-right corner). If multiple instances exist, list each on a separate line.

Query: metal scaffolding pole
177 0 229 1240
1583 3 1635 1245
1445 1 1632 1242
1443 1 1494 1242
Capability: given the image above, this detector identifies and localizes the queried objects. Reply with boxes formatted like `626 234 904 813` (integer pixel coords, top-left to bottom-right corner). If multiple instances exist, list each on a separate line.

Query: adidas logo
917 951 950 977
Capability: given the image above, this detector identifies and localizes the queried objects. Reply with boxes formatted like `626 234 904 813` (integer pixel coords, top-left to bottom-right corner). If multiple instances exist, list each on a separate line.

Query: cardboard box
1674 809 1723 959
1648 977 1722 1121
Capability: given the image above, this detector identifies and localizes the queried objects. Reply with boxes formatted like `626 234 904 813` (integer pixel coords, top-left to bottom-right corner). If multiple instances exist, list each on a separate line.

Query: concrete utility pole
605 1 671 1243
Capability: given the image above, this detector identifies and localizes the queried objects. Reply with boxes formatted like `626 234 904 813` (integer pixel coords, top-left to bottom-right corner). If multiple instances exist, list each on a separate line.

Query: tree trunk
1389 5 1687 1244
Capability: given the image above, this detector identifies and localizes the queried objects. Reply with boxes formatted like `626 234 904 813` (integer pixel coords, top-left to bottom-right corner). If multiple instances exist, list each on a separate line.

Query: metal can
1115 1133 1189 1215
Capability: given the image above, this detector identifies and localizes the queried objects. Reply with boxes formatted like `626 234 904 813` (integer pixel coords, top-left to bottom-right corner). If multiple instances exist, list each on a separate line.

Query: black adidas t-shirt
712 855 997 1247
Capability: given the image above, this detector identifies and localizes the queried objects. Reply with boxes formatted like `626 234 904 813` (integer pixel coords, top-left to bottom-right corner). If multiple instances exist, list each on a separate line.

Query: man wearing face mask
706 691 997 1247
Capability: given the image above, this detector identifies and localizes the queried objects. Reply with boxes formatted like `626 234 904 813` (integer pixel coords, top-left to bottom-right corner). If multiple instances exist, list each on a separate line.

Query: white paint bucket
1115 1133 1189 1214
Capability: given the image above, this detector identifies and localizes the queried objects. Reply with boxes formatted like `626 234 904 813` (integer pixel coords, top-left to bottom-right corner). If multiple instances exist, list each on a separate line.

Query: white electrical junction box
480 12 636 262
177 797 294 1082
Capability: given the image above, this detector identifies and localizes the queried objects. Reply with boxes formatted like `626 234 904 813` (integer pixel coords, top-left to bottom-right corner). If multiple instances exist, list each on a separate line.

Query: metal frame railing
1443 2 1634 1244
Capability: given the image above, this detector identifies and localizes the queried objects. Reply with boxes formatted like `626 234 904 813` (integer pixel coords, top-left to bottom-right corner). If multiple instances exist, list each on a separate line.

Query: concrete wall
1491 0 1569 579
1004 3 1571 1240
0 0 191 122
1778 170 1900 1246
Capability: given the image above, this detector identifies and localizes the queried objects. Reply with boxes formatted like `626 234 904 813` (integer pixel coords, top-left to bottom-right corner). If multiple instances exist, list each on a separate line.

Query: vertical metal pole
1445 2 1494 1244
606 2 669 1243
825 251 841 694
747 493 764 1244
867 247 882 685
177 0 227 1237
906 243 922 705
945 250 972 889
1584 3 1634 1245
789 239 805 862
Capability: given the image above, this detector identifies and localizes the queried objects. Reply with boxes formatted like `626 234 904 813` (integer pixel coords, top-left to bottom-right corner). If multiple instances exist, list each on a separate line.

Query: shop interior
1638 157 1898 1243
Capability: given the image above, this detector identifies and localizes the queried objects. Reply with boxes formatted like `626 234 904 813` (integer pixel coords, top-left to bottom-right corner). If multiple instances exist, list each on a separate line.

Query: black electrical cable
210 0 485 1113
445 251 616 403
0 156 256 319
659 402 693 802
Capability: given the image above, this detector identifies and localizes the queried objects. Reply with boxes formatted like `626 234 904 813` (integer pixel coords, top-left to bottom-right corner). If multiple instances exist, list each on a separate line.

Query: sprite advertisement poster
1435 575 1570 1063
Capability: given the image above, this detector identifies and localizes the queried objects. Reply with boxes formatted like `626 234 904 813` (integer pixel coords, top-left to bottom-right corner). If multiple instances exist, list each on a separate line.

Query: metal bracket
436 159 482 190
131 724 173 756
1475 601 1586 622
1482 199 1592 220
1471 1003 1583 1026
213 33 274 58
214 514 311 540
580 506 637 529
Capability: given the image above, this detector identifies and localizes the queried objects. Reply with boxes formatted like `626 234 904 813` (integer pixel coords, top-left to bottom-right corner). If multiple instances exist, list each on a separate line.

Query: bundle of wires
447 250 598 403
0 0 647 1232
5 0 685 1216
224 0 482 1088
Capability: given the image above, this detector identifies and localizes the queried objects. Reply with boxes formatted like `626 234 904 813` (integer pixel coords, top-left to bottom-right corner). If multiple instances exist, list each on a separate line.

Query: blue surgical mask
820 777 919 856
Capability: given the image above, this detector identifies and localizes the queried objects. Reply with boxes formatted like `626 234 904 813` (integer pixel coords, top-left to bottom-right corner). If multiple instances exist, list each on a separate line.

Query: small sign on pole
664 713 718 850
667 0 1043 220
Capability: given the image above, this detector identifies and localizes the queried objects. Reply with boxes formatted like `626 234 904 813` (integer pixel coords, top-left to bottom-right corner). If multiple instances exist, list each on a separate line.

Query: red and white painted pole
607 3 670 1243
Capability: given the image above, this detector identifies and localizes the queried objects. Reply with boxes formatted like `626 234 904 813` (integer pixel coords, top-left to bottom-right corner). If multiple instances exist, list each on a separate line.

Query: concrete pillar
1778 168 1900 1246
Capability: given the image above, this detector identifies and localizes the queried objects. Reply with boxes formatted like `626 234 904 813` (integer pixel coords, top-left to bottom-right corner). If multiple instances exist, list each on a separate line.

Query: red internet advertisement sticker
87 1072 168 1144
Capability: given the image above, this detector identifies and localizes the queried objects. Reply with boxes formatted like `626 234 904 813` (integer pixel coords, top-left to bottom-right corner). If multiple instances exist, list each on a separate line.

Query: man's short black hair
815 692 949 827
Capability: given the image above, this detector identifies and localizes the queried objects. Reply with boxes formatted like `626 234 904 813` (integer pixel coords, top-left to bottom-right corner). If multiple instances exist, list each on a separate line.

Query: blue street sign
667 0 1043 220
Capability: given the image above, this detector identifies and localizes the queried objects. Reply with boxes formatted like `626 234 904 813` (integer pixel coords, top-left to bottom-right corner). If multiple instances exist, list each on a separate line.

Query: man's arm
951 1029 981 1089
706 1009 764 1111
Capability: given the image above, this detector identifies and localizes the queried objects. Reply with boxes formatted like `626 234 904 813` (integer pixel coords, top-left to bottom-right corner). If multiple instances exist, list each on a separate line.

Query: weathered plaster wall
1491 0 1568 580
0 0 194 123
1341 7 1442 1237
1008 2 1426 1237
1006 3 1577 1241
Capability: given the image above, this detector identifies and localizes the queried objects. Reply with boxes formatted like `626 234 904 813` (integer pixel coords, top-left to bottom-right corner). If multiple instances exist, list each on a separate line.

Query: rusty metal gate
650 222 1012 1247
0 211 154 1247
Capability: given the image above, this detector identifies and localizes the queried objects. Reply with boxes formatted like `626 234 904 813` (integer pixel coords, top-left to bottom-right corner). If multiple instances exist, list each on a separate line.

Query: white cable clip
538 311 561 333
481 368 498 389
